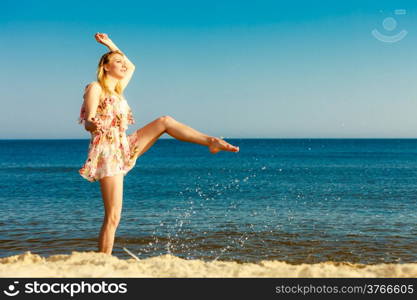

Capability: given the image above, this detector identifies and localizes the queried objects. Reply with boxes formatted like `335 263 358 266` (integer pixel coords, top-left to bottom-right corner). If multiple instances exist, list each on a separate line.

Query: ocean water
0 138 417 264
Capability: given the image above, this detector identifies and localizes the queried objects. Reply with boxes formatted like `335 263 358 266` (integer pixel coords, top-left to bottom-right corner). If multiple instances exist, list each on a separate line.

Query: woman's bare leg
98 173 124 255
128 115 239 158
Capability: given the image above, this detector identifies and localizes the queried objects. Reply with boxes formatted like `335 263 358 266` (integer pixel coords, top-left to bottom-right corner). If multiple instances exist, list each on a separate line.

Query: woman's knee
104 212 121 228
158 115 174 127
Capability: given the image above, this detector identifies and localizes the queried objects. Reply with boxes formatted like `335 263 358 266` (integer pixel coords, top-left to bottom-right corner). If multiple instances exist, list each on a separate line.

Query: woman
78 33 240 255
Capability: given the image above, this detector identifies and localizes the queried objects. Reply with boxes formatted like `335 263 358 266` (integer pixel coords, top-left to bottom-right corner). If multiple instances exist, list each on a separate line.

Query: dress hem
79 169 129 183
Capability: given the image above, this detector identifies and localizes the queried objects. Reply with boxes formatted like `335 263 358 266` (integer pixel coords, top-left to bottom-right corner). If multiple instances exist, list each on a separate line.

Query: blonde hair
96 50 125 99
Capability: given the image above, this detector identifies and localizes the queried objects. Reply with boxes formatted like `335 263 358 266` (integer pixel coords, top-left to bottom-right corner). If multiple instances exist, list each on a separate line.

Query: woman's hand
94 33 113 47
85 117 103 134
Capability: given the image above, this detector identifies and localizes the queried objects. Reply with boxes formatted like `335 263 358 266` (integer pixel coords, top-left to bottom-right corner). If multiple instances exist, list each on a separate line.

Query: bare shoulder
83 81 103 101
84 81 102 93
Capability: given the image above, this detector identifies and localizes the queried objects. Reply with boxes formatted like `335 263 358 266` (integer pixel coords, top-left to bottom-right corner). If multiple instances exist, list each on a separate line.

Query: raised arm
95 33 136 89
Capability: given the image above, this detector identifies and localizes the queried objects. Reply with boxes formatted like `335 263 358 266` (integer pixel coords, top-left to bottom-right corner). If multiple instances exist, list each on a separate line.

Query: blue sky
1 0 417 138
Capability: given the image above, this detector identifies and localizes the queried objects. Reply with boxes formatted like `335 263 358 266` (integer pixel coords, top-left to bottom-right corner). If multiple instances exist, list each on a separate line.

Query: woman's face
104 54 127 79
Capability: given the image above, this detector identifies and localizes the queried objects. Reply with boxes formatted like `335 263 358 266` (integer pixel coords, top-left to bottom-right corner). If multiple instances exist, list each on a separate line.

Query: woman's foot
208 137 240 154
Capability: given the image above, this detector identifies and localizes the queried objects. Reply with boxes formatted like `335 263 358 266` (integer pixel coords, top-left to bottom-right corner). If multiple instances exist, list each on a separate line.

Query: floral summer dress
77 87 141 182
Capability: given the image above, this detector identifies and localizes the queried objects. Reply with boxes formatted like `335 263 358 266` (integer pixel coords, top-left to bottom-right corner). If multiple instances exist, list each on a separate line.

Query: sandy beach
0 251 416 278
